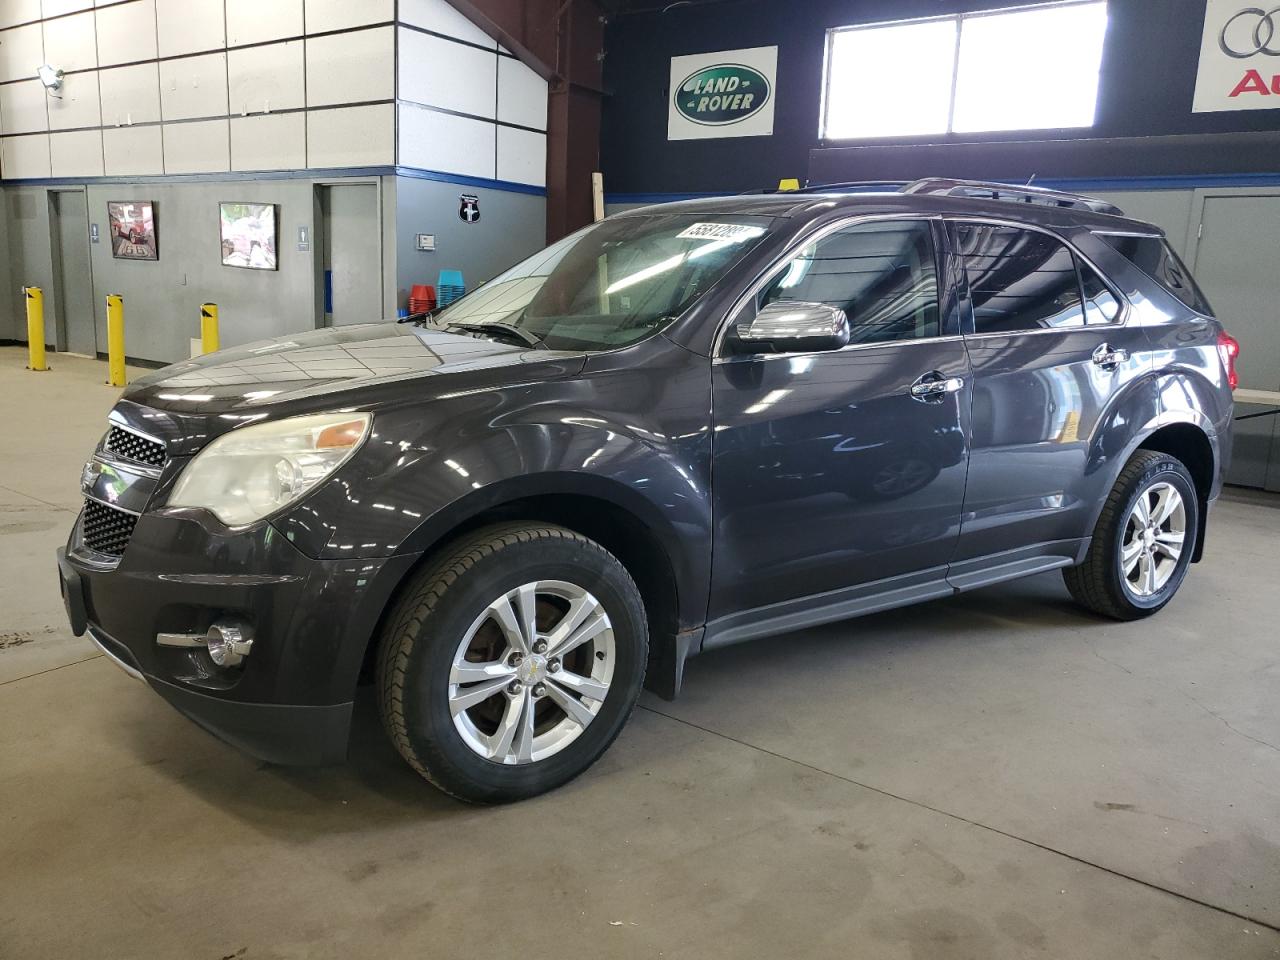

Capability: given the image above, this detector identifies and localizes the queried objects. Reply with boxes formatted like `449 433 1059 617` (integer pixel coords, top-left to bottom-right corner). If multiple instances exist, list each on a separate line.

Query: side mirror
733 301 850 354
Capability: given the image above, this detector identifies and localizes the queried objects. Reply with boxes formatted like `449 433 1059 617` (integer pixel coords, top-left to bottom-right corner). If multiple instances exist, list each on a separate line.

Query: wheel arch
1136 420 1216 562
359 476 699 701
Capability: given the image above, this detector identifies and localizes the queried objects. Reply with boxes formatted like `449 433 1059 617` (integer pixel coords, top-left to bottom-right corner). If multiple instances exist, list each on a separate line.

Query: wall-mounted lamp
36 64 64 91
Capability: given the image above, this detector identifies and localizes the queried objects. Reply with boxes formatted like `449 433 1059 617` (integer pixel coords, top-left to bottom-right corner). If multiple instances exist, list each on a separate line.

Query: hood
124 323 586 414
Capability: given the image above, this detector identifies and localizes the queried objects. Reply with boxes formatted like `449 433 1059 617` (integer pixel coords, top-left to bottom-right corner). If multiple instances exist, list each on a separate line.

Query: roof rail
797 180 909 194
736 180 907 196
902 178 1124 216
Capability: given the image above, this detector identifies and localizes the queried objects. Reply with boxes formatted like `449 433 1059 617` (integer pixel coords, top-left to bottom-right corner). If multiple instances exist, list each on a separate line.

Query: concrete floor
2 345 1278 959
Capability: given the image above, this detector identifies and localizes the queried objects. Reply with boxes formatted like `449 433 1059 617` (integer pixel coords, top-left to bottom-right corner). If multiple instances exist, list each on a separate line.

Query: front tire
1063 450 1198 620
376 523 647 803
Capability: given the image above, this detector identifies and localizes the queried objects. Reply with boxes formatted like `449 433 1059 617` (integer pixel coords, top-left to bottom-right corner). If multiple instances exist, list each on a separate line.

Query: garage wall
393 173 546 309
0 0 396 178
601 0 1280 198
3 173 398 364
0 1 552 360
397 0 549 190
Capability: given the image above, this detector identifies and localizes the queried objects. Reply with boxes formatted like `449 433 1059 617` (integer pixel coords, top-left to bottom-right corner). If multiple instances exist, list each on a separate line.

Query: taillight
1217 331 1240 391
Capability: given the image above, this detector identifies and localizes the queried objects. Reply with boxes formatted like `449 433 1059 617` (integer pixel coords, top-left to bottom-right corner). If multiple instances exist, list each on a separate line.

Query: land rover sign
675 64 770 126
668 46 777 141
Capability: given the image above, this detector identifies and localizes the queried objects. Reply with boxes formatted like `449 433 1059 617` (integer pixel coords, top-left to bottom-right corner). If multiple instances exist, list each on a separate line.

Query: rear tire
376 522 647 803
1063 450 1198 621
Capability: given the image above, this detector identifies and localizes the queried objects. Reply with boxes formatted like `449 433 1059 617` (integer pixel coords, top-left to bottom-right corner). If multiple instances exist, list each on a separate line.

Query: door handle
909 372 964 402
1092 342 1129 369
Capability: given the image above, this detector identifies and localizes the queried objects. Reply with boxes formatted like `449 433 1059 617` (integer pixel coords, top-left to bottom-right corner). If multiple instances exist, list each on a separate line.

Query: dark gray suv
58 179 1238 802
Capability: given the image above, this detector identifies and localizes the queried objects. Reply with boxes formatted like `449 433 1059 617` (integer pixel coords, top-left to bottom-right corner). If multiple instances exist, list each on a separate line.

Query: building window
821 1 1109 141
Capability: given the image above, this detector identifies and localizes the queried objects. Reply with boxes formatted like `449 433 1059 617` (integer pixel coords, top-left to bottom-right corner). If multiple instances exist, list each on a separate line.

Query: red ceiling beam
446 0 607 242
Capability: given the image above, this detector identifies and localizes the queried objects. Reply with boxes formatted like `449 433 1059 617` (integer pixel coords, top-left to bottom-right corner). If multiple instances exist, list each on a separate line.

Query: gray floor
2 346 1278 959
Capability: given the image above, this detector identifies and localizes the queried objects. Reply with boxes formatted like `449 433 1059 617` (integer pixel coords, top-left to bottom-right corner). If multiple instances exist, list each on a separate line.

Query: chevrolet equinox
58 179 1238 802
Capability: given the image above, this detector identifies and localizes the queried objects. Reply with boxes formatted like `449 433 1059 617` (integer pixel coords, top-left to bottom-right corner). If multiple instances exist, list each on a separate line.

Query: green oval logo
675 63 770 126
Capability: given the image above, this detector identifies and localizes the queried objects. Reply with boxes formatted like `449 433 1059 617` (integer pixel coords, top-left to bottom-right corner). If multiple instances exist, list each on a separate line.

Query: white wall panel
497 55 546 131
398 27 495 118
398 0 493 48
229 40 303 114
0 0 40 29
162 117 228 172
156 0 224 57
40 0 94 16
102 123 162 174
305 0 392 33
96 0 156 67
231 111 304 170
159 52 228 120
305 26 392 106
99 61 159 125
0 23 43 82
49 126 101 175
496 125 544 187
307 102 392 167
42 9 96 70
0 79 49 132
398 102 494 179
1 133 50 177
46 69 98 128
226 0 301 46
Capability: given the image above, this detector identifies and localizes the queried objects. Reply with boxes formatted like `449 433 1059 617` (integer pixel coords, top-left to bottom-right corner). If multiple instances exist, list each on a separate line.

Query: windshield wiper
443 321 545 349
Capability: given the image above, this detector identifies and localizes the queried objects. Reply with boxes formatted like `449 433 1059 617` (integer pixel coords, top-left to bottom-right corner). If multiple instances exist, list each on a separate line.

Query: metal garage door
1192 194 1280 490
1192 195 1280 393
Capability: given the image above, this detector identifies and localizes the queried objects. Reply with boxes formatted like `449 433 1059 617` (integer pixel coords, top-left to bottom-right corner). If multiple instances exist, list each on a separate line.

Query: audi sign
1194 1 1280 111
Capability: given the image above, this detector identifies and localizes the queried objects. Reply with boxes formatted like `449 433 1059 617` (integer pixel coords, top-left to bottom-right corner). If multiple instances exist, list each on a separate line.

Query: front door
946 220 1152 574
709 218 971 629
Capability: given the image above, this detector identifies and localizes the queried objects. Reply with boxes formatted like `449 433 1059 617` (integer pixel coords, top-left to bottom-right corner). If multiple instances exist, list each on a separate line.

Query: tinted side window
759 220 940 344
1098 234 1212 315
952 224 1084 334
1079 260 1120 324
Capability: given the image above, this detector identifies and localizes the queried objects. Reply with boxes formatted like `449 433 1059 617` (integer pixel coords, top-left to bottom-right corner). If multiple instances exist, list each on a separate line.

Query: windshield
432 213 773 351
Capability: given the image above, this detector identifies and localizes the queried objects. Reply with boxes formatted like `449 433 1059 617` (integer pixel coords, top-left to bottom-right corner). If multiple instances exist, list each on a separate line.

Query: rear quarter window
1097 233 1213 316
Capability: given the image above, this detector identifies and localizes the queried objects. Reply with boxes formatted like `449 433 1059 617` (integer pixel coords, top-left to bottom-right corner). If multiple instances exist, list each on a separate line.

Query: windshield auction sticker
677 223 766 242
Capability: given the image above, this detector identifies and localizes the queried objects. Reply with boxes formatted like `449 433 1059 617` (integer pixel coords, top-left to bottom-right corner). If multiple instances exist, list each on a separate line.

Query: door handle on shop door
909 372 964 402
1092 343 1129 369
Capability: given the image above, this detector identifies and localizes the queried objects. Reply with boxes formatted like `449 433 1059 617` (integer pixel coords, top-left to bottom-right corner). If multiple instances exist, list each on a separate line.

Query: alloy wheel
1120 481 1186 598
448 580 615 764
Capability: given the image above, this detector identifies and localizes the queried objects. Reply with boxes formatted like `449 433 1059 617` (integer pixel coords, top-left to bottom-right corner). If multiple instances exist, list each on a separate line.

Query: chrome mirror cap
733 300 850 354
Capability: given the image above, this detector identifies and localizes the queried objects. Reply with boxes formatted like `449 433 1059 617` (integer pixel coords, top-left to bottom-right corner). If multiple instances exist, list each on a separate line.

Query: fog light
206 620 253 668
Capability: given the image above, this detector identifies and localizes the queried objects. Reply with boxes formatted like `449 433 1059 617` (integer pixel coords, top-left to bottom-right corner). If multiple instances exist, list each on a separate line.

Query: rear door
708 217 971 625
946 220 1150 580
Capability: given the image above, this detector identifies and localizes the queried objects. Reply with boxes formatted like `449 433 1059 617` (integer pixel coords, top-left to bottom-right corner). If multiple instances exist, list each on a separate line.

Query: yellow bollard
24 286 48 371
200 302 220 354
106 294 126 387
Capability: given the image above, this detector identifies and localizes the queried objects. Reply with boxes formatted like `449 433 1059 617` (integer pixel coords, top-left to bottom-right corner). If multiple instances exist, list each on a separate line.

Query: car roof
612 190 1163 236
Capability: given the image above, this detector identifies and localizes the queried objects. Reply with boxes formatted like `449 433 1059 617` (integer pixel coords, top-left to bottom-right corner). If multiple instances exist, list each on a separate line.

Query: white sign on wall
667 45 778 141
1193 1 1280 112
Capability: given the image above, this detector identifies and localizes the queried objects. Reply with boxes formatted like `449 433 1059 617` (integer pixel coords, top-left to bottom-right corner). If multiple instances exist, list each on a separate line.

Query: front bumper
57 506 419 766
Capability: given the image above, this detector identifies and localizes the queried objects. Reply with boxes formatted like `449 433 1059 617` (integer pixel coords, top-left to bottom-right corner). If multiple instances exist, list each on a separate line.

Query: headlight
168 411 371 526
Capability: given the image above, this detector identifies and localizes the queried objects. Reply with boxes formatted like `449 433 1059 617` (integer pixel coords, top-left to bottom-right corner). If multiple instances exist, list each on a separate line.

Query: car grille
82 498 137 557
105 425 166 467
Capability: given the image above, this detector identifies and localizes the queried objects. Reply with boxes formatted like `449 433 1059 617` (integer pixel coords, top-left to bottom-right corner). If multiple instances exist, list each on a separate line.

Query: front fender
272 358 713 630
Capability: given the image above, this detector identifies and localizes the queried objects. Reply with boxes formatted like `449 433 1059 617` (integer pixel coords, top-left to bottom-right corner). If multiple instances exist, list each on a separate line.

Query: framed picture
107 201 157 260
219 202 278 270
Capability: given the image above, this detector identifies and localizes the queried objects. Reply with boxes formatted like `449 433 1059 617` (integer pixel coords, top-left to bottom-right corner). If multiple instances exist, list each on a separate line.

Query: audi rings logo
1219 7 1280 58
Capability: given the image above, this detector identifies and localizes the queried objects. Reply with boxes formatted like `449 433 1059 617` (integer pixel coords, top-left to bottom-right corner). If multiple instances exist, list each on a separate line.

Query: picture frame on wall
219 202 278 270
107 201 158 260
